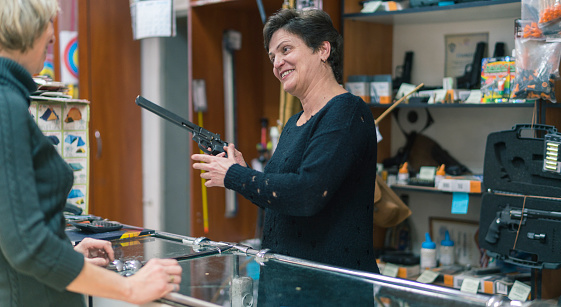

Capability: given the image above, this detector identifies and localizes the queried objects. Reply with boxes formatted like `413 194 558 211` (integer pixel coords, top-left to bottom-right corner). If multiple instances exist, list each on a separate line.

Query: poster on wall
444 32 488 79
59 31 79 84
130 0 176 40
40 52 56 80
30 98 91 213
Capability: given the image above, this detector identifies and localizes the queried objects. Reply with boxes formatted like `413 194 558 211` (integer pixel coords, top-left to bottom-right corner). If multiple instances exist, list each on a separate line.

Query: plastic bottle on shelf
439 230 455 266
420 232 437 269
434 164 446 189
397 162 409 185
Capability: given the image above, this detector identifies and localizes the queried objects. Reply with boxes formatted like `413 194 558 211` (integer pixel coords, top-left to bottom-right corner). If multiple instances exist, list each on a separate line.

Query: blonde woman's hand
125 258 182 305
74 237 114 267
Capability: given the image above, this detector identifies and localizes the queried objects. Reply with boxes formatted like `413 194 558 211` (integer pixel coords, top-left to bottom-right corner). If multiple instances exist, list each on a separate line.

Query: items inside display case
82 233 561 306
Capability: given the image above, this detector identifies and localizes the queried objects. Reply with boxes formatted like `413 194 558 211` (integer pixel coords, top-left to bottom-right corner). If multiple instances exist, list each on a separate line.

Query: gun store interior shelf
343 0 521 25
391 184 482 195
367 102 537 109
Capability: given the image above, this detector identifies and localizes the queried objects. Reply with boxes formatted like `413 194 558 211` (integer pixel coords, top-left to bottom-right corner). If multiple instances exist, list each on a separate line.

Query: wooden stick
375 83 424 125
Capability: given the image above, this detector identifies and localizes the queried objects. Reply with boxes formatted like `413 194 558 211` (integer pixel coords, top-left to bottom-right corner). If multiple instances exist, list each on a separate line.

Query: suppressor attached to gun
135 96 228 156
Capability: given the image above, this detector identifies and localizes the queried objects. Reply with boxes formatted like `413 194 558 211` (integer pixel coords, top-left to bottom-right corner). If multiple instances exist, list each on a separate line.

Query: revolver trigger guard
197 143 211 155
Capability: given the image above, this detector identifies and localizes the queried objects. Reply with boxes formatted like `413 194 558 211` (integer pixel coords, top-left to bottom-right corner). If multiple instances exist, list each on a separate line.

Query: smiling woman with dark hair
192 9 379 275
0 1 181 306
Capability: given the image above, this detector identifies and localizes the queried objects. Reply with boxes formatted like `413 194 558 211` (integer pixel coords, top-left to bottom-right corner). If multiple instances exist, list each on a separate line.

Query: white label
419 166 436 180
417 270 439 284
508 280 531 302
460 277 480 294
382 263 399 277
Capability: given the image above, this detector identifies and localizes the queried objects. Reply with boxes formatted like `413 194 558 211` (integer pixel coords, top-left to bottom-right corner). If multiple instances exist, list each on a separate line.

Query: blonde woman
0 1 181 306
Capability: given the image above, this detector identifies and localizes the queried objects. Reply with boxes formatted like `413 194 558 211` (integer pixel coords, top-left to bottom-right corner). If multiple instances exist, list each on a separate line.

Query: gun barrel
511 208 561 220
136 96 198 132
136 96 227 155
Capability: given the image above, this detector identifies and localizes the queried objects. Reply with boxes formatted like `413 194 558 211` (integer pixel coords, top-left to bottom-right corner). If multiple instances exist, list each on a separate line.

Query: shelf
343 0 521 25
391 184 482 195
367 102 536 108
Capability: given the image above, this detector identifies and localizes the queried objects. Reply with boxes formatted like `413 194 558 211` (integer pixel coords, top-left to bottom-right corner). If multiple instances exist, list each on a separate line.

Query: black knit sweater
225 93 379 273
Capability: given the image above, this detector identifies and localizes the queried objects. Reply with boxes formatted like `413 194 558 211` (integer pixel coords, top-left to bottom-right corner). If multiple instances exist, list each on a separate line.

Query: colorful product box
480 56 516 103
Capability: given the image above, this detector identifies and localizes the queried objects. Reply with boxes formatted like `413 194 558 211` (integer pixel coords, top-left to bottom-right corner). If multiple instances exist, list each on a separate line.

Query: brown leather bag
374 175 411 228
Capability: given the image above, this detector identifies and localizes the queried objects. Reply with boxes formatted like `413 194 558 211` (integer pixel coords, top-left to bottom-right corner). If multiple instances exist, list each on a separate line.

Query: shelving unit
344 0 521 25
340 0 561 163
342 1 561 299
368 102 535 108
391 184 482 195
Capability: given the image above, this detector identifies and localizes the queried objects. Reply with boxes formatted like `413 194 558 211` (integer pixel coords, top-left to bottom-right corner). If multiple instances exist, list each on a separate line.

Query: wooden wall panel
190 5 263 241
343 20 393 80
78 0 143 226
343 20 393 163
546 106 561 130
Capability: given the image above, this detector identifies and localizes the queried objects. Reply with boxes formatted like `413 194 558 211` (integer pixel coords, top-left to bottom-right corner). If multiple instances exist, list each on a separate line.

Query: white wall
140 20 190 235
141 38 164 231
139 1 190 232
393 18 515 87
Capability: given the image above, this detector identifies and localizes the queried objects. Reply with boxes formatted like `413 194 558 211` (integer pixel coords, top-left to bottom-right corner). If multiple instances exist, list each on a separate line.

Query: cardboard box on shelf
377 260 421 279
370 75 392 104
428 265 466 286
437 177 481 193
346 75 371 103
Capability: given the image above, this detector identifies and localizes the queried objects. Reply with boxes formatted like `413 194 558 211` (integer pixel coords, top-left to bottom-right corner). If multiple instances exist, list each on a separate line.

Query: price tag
428 89 446 104
396 83 418 100
508 280 531 302
451 192 469 214
361 1 382 13
416 270 439 284
465 90 482 103
460 277 479 294
419 166 436 181
382 263 399 277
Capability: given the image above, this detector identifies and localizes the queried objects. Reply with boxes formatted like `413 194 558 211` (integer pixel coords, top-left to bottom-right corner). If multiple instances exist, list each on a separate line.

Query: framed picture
444 32 488 78
429 217 481 267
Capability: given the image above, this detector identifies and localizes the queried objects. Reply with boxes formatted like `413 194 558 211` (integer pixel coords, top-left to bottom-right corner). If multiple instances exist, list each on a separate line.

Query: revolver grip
196 141 228 157
209 142 228 156
485 217 501 244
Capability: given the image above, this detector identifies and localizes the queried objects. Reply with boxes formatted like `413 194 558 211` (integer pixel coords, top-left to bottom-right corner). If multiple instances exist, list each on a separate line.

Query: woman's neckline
296 92 349 127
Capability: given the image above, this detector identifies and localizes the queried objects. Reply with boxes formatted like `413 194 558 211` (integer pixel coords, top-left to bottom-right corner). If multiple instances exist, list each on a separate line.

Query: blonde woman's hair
0 0 60 53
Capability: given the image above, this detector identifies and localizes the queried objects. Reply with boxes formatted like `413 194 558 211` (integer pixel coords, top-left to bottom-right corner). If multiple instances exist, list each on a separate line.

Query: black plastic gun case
478 124 561 270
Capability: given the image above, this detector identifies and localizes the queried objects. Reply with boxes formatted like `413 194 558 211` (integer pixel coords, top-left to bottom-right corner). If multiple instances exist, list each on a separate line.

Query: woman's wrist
120 276 134 303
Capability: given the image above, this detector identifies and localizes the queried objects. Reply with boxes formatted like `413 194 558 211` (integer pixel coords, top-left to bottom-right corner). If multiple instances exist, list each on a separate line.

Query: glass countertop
104 234 557 307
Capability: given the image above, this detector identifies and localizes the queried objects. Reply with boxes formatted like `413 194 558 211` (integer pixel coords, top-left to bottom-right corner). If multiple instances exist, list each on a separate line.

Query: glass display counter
91 232 558 307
